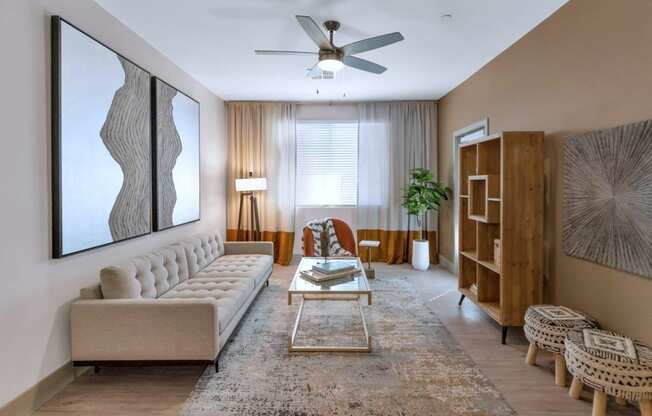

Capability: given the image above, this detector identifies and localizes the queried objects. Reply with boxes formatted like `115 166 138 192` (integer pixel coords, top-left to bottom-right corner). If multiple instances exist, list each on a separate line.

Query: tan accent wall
438 0 652 344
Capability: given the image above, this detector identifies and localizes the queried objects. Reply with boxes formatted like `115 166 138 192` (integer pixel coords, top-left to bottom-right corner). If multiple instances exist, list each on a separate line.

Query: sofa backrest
182 231 225 277
99 244 190 299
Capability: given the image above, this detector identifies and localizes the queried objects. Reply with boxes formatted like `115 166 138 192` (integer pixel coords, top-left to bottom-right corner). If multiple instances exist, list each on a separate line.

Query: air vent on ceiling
309 70 335 80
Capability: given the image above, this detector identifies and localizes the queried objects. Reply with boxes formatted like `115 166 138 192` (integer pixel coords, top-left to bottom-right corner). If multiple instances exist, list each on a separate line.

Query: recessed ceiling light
441 13 453 20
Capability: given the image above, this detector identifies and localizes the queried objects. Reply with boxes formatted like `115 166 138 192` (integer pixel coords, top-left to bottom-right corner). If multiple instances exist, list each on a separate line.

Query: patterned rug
182 272 514 416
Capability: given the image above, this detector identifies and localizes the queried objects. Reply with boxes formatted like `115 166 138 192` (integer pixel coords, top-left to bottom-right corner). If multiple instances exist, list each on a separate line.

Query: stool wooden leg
554 353 566 387
525 343 538 365
592 390 607 416
367 247 372 270
569 376 583 400
640 399 652 416
615 396 626 406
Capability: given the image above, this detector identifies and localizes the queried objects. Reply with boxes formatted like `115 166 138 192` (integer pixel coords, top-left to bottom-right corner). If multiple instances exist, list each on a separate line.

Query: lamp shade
235 177 267 192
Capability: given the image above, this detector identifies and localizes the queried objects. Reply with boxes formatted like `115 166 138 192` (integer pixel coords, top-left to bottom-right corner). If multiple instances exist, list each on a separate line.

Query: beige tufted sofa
70 231 273 371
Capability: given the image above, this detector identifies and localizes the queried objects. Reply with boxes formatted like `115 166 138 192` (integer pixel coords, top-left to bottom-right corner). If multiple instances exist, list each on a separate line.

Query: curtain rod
226 99 438 105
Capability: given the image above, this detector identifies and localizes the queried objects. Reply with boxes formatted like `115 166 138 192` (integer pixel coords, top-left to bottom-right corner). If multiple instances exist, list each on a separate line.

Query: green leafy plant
402 168 451 240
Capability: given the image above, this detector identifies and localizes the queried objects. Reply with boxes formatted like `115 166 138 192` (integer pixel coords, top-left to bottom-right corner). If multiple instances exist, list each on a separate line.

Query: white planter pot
412 240 430 271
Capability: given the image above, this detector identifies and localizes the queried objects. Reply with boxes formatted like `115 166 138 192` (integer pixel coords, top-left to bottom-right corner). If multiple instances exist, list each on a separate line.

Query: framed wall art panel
151 77 201 231
51 16 152 257
563 119 652 278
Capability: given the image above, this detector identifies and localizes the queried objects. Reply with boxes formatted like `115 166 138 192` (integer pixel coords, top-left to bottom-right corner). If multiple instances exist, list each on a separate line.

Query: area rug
182 272 514 416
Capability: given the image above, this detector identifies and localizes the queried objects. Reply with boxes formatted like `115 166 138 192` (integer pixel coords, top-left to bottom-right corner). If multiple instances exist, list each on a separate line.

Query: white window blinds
296 120 359 206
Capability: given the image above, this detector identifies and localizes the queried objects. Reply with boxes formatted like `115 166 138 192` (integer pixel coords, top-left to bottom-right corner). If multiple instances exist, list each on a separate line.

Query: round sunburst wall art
563 119 652 278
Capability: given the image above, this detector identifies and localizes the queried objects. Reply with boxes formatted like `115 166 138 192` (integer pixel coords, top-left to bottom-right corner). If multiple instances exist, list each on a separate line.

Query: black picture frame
151 76 201 232
51 16 152 258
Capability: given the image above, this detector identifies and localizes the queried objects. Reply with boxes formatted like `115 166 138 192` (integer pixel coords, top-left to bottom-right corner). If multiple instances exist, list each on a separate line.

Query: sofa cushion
160 277 254 332
196 254 273 286
100 244 189 299
183 232 225 277
79 284 103 300
158 245 191 286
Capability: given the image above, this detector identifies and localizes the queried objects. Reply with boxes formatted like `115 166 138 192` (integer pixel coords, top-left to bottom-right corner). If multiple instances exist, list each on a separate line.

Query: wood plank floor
36 262 639 415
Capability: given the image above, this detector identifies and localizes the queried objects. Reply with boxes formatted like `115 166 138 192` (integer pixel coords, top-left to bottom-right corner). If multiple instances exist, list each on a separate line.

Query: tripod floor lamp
235 173 267 241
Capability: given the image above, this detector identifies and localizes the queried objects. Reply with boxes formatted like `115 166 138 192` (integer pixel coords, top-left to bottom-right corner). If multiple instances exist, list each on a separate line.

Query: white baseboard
0 362 90 416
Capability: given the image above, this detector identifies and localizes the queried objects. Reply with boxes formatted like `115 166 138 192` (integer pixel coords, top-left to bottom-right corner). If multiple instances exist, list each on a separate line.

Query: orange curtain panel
226 102 296 265
356 102 439 265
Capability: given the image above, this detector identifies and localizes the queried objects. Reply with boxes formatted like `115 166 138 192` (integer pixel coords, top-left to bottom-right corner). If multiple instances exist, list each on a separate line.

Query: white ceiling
94 0 568 102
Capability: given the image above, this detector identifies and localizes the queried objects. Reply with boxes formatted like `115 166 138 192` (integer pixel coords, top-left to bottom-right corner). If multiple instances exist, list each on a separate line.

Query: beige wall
0 0 227 408
438 0 652 344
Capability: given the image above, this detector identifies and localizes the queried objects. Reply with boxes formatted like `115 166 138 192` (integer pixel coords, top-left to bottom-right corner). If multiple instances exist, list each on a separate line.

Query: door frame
451 118 489 273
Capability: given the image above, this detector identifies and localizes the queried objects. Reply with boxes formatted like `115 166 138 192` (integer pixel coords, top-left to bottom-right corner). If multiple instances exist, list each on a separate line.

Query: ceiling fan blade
343 55 387 74
296 15 333 50
341 32 404 56
255 50 318 56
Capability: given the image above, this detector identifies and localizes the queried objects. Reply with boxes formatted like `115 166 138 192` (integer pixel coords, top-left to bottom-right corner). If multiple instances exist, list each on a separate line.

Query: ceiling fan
255 15 404 75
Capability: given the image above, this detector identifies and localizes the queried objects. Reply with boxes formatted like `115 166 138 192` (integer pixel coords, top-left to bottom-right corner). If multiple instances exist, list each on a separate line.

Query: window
459 128 486 143
296 120 358 206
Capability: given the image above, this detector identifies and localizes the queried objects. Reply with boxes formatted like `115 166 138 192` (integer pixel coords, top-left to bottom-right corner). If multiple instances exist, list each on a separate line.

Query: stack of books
300 261 359 283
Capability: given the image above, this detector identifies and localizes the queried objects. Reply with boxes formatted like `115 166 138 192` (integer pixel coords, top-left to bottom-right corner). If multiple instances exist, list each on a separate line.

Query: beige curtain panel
356 101 439 264
226 102 296 265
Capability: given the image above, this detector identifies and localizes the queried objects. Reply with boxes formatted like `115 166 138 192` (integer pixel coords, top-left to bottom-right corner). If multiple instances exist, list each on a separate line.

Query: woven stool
565 329 652 416
524 305 598 387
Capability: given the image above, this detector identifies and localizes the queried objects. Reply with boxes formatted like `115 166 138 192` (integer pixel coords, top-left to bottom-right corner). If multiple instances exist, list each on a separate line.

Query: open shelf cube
477 222 501 272
477 138 501 175
468 175 500 223
459 197 477 252
459 145 477 196
477 265 500 303
459 254 477 291
477 265 501 321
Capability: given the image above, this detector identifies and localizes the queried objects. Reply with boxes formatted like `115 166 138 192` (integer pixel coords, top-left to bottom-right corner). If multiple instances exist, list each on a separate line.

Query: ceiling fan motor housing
319 50 342 62
323 20 341 33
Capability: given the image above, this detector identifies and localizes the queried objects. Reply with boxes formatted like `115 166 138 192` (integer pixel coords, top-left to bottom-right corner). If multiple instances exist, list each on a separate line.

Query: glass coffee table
288 257 372 352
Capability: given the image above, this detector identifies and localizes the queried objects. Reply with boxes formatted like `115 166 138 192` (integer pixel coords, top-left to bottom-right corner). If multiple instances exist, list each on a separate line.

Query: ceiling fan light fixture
318 58 344 72
318 50 344 72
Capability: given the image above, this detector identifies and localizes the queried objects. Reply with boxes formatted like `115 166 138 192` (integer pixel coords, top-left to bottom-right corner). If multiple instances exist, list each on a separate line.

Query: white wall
293 103 359 254
0 0 227 407
296 103 358 121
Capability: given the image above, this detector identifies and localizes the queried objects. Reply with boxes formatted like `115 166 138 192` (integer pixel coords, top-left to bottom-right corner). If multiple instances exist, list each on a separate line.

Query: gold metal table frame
288 293 372 353
287 257 373 353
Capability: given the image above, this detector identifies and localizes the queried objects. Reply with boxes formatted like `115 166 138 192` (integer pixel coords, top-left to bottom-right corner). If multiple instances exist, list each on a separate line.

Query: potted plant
402 168 450 270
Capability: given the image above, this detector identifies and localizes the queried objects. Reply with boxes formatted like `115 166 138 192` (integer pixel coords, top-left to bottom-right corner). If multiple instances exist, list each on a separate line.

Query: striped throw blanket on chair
306 217 353 257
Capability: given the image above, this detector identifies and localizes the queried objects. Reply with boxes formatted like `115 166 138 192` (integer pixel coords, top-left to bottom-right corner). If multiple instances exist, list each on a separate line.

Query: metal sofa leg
214 359 219 372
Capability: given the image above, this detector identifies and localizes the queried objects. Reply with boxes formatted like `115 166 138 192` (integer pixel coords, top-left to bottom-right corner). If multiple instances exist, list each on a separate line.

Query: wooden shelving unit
457 132 544 344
